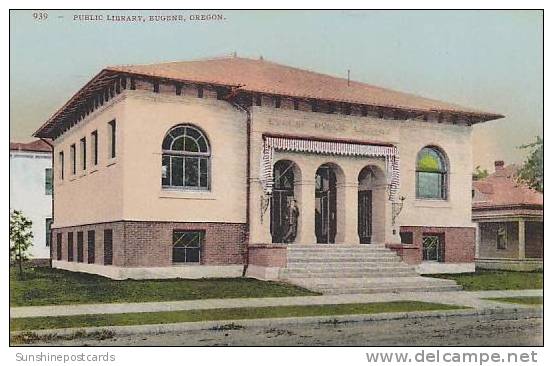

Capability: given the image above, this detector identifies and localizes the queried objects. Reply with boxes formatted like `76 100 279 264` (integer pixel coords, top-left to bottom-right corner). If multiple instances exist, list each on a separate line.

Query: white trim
245 265 283 281
52 260 243 280
260 136 400 200
416 262 475 274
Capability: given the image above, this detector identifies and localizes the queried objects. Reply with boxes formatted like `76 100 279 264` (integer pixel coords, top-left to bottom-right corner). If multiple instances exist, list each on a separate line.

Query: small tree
472 165 489 181
517 136 543 192
9 210 33 276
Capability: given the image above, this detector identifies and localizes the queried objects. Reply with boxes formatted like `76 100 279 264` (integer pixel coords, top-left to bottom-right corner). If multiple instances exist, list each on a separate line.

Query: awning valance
260 136 400 200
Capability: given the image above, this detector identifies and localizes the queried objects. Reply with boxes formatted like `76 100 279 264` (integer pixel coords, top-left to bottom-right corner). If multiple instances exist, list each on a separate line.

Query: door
271 161 296 243
315 166 337 244
358 190 372 244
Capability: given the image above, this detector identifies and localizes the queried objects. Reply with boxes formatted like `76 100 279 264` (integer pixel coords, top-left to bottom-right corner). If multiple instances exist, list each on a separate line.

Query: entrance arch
358 165 387 244
271 160 301 243
315 163 344 244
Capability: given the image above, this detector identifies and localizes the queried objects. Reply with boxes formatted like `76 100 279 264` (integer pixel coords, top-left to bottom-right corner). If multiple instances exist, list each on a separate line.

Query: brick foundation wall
52 221 247 267
248 244 288 267
398 226 475 264
385 244 420 265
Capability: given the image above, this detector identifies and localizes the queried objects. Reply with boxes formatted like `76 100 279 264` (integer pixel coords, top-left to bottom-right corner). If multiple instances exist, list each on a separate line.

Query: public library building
34 57 503 289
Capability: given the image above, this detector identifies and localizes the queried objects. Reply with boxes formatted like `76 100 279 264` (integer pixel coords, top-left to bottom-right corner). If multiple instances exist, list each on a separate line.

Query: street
30 313 543 347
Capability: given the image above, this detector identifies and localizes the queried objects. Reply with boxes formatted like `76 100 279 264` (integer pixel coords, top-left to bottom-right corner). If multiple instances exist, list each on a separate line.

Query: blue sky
10 10 543 169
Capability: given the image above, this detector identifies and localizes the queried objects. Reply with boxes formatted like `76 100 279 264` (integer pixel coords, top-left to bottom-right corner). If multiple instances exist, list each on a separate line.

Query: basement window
77 231 84 262
173 230 203 263
104 229 113 265
422 235 444 262
67 232 74 262
400 232 413 245
87 230 95 264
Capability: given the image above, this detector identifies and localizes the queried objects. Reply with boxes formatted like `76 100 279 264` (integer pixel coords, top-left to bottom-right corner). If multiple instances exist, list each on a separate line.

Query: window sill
159 189 215 200
413 199 451 208
90 166 99 174
106 159 117 167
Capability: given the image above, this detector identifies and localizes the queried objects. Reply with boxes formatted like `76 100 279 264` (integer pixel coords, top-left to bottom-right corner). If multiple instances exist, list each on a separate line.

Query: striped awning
260 136 400 200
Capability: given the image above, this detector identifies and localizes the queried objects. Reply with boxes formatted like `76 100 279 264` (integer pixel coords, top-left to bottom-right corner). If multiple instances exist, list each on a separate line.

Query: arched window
161 125 210 190
416 147 447 199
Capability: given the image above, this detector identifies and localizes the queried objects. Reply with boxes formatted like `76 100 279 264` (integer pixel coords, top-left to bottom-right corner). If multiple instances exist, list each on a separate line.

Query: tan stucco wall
120 90 247 223
52 94 126 228
53 87 475 243
397 121 474 228
248 107 475 244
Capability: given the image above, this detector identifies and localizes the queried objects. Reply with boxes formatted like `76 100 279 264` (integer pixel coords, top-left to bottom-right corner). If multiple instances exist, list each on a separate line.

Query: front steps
281 245 461 294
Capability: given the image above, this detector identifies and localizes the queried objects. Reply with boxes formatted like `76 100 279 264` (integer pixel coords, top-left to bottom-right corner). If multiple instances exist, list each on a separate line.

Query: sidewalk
10 289 542 318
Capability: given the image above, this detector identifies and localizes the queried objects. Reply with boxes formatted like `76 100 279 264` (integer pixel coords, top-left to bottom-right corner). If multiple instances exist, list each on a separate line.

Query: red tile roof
107 57 502 117
34 56 504 138
10 139 52 153
473 164 543 210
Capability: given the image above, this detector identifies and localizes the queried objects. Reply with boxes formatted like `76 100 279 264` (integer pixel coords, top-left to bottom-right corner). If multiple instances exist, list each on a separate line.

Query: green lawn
485 296 543 306
10 266 318 307
10 301 467 332
425 270 543 291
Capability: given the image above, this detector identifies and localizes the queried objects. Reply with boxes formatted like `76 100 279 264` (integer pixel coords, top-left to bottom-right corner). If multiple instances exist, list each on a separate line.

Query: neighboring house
10 139 53 260
473 160 543 271
33 56 503 288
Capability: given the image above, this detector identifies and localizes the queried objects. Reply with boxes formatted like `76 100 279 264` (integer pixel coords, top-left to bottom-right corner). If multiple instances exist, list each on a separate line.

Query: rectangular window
172 230 203 263
496 224 507 250
108 120 116 158
104 229 113 265
293 100 299 110
45 218 52 247
45 168 53 195
80 137 86 171
400 232 413 245
70 144 76 175
274 97 281 108
56 233 62 260
77 231 84 262
163 156 209 189
58 151 64 180
416 172 446 199
422 235 444 262
91 130 98 166
87 230 95 264
67 232 74 261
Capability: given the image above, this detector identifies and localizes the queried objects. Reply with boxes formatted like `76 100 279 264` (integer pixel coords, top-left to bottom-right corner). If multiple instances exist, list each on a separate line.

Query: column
342 182 360 244
297 179 317 244
475 223 480 259
518 220 526 259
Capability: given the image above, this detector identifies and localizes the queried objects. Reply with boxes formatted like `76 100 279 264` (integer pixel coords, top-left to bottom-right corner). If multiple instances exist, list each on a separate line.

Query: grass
10 266 318 307
10 301 467 332
485 296 543 306
425 270 543 291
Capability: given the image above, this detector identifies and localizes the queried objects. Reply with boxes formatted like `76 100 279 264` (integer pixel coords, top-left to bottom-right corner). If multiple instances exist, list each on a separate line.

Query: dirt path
27 313 543 346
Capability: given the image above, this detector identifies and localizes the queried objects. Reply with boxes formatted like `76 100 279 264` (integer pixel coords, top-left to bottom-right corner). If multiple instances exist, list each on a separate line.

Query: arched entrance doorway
358 165 386 244
315 164 340 244
271 160 300 243
358 166 377 244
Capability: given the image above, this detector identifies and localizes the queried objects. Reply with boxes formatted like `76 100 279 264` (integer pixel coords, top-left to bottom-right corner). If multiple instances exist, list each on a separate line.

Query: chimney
494 160 505 172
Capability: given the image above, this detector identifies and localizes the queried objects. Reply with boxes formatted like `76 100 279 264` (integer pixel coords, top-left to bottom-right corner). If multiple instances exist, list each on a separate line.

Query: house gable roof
472 164 543 210
10 139 52 153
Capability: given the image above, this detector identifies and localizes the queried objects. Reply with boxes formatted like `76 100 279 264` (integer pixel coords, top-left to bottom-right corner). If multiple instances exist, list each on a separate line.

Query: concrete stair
281 245 461 294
